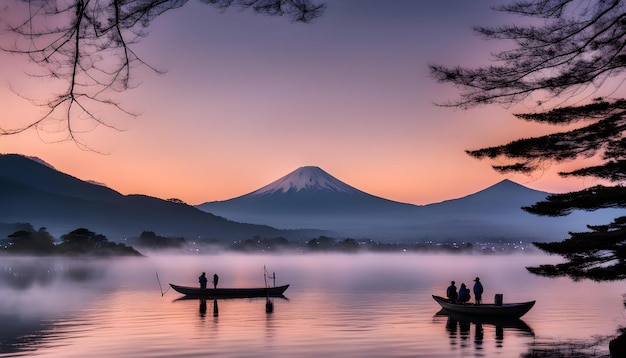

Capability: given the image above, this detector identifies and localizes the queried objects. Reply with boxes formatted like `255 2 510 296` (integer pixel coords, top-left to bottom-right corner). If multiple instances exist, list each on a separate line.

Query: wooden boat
432 295 535 319
169 283 289 298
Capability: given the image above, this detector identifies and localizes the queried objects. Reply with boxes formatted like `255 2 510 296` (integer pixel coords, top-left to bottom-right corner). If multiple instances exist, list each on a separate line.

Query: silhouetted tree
430 0 626 281
335 238 358 252
0 0 325 149
306 236 335 251
129 230 187 249
4 227 55 254
58 228 141 256
60 228 107 252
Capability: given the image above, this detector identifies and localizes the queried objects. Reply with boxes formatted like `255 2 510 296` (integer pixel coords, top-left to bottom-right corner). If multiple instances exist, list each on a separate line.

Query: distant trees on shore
127 231 187 250
1 223 532 255
1 225 141 256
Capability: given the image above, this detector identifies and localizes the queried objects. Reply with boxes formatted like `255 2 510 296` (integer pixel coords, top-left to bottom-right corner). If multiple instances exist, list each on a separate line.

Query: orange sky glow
0 1 618 206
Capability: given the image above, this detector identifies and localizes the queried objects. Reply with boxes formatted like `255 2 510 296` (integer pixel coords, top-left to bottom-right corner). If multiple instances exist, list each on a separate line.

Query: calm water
1 252 624 357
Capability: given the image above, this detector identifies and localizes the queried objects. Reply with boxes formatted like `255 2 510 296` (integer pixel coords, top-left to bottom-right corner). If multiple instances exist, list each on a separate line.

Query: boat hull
170 284 289 298
432 295 535 319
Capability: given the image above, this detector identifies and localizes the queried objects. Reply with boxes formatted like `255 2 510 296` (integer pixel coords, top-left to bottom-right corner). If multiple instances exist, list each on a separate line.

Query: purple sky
0 0 615 205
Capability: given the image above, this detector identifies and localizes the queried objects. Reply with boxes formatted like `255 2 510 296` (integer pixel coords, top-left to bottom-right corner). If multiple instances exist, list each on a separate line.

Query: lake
1 252 624 357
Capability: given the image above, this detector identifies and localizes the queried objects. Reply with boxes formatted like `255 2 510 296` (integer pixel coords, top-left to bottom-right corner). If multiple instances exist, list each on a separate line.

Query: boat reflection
198 299 219 317
173 296 287 319
434 309 534 350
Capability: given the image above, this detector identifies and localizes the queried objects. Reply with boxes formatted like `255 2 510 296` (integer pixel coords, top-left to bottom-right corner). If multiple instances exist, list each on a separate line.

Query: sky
0 0 617 206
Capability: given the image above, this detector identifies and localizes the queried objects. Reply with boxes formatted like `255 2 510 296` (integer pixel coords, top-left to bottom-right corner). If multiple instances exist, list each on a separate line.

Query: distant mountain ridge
1 153 616 243
0 154 316 241
198 167 616 241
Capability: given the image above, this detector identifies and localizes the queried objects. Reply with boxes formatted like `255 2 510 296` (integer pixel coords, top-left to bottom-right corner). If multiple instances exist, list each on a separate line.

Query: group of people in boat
199 272 219 289
446 277 483 304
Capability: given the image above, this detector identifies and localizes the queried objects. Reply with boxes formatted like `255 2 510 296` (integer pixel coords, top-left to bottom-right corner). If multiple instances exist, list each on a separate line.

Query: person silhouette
446 281 458 303
213 273 219 289
199 272 207 289
458 283 471 303
473 277 484 304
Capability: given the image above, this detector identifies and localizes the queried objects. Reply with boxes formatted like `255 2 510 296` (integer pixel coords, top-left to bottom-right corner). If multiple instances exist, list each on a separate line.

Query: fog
2 253 624 357
1 253 559 310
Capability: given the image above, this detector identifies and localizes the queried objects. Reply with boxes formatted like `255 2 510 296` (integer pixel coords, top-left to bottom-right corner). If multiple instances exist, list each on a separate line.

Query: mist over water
1 253 624 357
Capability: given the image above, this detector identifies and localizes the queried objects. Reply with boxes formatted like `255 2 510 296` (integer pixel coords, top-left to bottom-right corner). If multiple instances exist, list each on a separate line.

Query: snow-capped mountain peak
250 166 363 195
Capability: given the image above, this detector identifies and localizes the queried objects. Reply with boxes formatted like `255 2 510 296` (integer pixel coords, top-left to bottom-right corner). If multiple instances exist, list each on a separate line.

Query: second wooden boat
432 295 535 318
170 283 289 298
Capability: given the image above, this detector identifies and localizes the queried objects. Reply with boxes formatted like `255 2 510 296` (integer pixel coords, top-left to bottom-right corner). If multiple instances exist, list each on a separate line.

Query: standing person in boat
458 283 471 303
213 273 219 289
446 281 458 303
473 277 484 304
199 272 208 289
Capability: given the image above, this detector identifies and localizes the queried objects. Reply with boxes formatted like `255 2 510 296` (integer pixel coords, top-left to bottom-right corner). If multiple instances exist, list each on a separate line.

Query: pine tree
430 0 626 281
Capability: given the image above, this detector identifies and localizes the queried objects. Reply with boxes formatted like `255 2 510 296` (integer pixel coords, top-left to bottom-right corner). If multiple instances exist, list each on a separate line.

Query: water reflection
0 315 52 355
173 296 284 320
0 254 622 357
0 258 104 290
0 258 110 356
435 309 534 351
266 298 274 313
199 299 207 316
196 299 221 318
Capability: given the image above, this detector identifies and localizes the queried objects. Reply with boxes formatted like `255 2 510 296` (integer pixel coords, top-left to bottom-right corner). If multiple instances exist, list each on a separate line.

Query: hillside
198 167 617 241
2 154 616 243
0 154 314 241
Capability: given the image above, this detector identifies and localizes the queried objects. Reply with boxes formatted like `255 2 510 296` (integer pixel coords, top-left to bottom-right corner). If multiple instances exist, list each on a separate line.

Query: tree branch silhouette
430 0 626 108
431 0 626 281
0 0 325 149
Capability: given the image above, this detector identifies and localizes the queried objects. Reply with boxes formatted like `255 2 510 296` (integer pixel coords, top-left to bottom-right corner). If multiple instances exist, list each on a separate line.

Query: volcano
198 166 417 218
197 166 616 241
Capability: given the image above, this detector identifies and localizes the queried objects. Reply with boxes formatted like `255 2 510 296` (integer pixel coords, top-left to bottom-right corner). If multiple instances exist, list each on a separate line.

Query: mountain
198 167 617 241
0 154 315 241
197 166 419 233
2 154 615 243
251 166 362 195
201 166 416 215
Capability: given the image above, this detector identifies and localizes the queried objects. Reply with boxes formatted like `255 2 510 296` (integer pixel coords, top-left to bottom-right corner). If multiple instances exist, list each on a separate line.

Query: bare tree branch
430 0 626 108
0 0 325 149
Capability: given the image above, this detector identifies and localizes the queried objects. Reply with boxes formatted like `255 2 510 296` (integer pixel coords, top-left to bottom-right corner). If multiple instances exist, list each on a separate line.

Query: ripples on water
0 253 624 357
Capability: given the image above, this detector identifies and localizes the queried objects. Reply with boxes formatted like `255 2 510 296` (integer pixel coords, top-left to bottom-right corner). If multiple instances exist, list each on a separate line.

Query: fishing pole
263 266 274 313
263 266 276 288
156 272 169 297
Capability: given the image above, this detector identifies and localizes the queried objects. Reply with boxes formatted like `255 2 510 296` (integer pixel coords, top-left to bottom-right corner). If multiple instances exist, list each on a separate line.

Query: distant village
209 236 538 254
1 223 539 256
101 229 541 255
